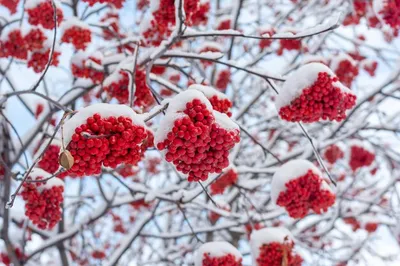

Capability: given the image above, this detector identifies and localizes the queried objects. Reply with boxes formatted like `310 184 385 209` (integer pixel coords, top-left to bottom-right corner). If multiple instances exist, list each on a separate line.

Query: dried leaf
59 150 74 170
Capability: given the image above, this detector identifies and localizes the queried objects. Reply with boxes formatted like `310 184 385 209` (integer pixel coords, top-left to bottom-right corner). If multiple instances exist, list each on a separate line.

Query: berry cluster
215 69 231 91
199 43 222 67
343 0 368 26
130 199 151 210
256 242 303 266
83 0 124 8
103 69 154 108
71 55 104 83
365 222 378 233
278 72 357 123
210 168 238 195
202 253 242 266
0 0 19 14
21 172 64 230
156 97 240 182
217 17 231 30
362 60 378 76
333 59 359 87
92 250 106 259
38 144 62 175
259 28 274 50
0 29 28 59
28 49 61 73
62 26 92 50
276 170 336 219
117 164 138 178
26 0 64 29
323 144 344 164
379 0 400 29
277 39 301 55
349 144 375 172
208 95 233 117
24 28 47 50
65 113 153 177
142 0 209 45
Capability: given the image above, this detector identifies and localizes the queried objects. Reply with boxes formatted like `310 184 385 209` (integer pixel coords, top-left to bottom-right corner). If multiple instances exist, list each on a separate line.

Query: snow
28 168 64 191
63 103 146 147
71 52 88 68
275 62 353 111
154 90 213 144
330 53 356 73
270 159 323 205
213 111 239 131
250 227 294 260
302 54 329 65
194 241 242 266
25 0 60 9
373 0 385 24
188 84 228 100
103 69 124 87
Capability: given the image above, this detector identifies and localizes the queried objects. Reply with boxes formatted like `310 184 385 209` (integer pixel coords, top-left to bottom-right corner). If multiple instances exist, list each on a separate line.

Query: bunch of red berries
216 16 231 30
361 60 378 76
196 242 242 266
71 53 104 83
62 21 92 50
26 0 63 29
276 63 357 123
28 49 61 73
378 0 400 29
210 168 238 195
20 169 64 230
0 29 28 59
37 141 62 175
215 69 231 91
271 160 335 219
63 104 153 177
331 56 359 87
156 91 240 182
323 144 344 164
259 27 275 50
0 247 25 266
344 217 361 231
198 42 222 67
24 28 47 50
103 69 154 108
251 228 302 266
277 35 301 55
0 0 19 14
189 84 233 117
349 141 375 172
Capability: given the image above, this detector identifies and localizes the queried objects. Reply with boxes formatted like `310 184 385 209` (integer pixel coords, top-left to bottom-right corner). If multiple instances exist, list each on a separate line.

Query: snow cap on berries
271 159 335 218
250 227 295 264
195 241 242 266
275 62 356 123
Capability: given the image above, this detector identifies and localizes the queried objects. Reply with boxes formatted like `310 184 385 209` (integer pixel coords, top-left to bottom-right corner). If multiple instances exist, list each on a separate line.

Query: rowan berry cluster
71 55 104 83
0 0 19 14
349 144 375 172
202 253 242 266
278 72 356 123
215 69 231 91
210 168 238 195
276 170 336 219
333 59 359 87
256 242 303 266
65 113 153 177
61 26 92 50
26 0 63 29
156 97 240 182
21 173 64 230
323 144 344 164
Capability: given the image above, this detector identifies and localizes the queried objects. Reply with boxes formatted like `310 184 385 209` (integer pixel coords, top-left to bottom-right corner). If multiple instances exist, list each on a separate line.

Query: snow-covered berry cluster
142 0 209 45
271 160 336 219
117 164 138 178
82 0 125 8
0 0 19 14
189 84 233 117
330 54 359 87
348 140 375 172
215 69 231 91
0 29 28 59
277 30 302 55
155 90 240 182
361 59 378 76
375 0 400 29
198 42 223 67
62 104 153 177
275 63 357 123
24 28 47 50
25 0 64 29
195 241 242 266
103 68 154 108
71 52 104 83
210 168 238 195
61 18 92 50
216 16 231 30
20 168 64 230
250 227 303 266
28 48 61 73
324 144 344 164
